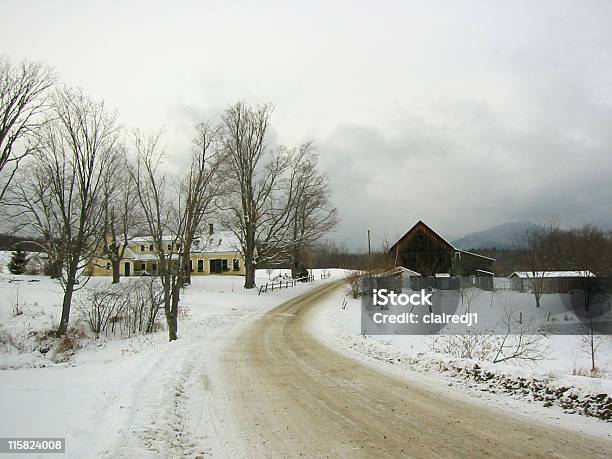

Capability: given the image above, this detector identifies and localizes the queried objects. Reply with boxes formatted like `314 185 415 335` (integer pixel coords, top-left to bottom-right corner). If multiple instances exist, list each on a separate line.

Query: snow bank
308 286 612 436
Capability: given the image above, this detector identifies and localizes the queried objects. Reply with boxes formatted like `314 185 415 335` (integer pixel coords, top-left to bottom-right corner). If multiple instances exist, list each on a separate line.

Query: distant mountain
452 221 533 250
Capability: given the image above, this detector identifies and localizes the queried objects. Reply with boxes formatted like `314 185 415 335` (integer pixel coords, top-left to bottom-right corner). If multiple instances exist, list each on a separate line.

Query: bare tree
287 143 338 278
459 284 482 314
579 311 606 373
491 305 550 363
179 122 223 285
10 87 121 336
0 58 56 202
129 131 186 341
513 221 557 307
220 102 294 289
100 150 136 283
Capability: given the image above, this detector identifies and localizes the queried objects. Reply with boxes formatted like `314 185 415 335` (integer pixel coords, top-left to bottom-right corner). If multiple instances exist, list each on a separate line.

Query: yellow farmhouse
86 227 245 277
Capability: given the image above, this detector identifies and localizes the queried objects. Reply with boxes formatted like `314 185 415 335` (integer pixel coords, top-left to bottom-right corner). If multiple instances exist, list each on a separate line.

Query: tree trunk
291 261 299 279
244 255 256 289
167 281 181 341
167 310 178 341
57 277 76 336
290 246 300 278
111 259 121 284
184 264 192 285
182 244 192 286
162 292 178 342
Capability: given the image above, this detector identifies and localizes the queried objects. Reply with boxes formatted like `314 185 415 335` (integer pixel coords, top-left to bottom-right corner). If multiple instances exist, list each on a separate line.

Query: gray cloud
2 0 611 249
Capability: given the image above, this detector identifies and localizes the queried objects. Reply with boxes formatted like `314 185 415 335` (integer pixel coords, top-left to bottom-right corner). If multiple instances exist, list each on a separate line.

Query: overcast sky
2 0 611 250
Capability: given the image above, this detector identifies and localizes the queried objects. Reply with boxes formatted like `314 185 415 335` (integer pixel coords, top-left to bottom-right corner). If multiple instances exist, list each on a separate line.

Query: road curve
217 281 612 458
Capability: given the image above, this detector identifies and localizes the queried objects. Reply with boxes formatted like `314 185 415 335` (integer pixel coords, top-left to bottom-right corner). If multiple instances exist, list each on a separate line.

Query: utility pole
367 229 372 272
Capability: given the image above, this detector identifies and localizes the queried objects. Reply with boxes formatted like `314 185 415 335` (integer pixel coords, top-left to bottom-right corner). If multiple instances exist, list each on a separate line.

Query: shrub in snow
51 326 87 362
24 253 44 275
0 324 30 353
429 331 494 360
10 285 25 316
8 249 28 274
345 271 363 298
76 278 164 340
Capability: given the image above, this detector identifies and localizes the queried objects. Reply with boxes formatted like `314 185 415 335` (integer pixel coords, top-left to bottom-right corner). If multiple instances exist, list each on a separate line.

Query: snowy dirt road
208 281 612 458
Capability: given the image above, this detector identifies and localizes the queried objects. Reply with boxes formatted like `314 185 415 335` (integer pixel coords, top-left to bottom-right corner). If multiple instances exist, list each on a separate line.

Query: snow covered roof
384 266 421 277
130 235 176 244
508 270 595 279
456 249 495 262
397 266 421 277
123 246 180 261
192 231 240 254
123 230 241 260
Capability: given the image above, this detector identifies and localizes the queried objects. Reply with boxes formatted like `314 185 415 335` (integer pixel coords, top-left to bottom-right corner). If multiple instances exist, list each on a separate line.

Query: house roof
125 230 241 260
509 270 595 279
389 220 495 262
123 246 180 261
192 231 240 254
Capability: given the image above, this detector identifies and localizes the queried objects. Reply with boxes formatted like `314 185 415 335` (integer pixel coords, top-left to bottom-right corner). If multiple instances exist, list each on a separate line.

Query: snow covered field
0 269 343 457
2 268 611 457
309 285 612 437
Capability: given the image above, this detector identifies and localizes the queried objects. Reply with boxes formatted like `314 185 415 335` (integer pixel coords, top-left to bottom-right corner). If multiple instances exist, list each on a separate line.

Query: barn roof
389 220 453 252
389 220 495 262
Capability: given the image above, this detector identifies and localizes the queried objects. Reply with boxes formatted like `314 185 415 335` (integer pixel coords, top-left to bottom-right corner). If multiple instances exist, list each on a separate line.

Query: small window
167 244 172 251
177 244 182 251
141 263 146 271
149 244 153 251
106 262 111 270
222 259 228 271
152 263 157 272
140 245 145 252
233 259 240 271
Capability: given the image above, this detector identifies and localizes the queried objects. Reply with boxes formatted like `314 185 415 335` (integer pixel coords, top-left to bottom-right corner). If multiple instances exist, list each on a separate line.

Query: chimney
208 223 214 235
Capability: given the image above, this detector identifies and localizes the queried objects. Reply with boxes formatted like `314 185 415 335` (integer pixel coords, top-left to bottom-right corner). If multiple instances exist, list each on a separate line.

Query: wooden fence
258 274 315 295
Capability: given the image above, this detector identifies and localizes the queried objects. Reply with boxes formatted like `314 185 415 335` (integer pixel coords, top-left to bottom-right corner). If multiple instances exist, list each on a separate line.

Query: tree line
473 223 612 279
0 58 337 340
